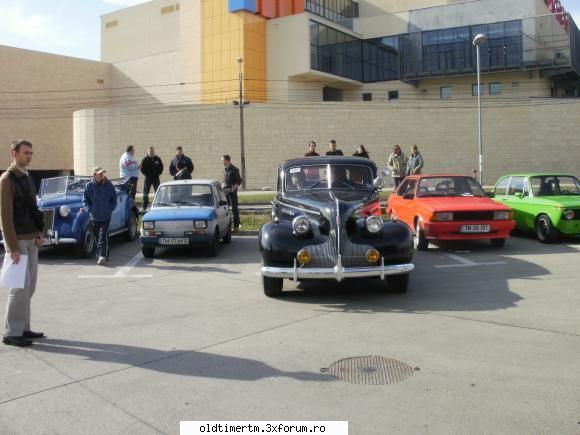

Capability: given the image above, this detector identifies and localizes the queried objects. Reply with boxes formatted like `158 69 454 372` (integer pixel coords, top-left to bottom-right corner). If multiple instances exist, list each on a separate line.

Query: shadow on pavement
33 339 332 383
276 252 551 314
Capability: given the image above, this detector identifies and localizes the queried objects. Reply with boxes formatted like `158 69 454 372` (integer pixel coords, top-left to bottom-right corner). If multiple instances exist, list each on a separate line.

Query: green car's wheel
535 214 559 243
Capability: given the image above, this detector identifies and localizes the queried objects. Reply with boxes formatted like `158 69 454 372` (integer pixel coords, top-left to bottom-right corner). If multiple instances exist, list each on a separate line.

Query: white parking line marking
79 252 152 279
435 253 505 268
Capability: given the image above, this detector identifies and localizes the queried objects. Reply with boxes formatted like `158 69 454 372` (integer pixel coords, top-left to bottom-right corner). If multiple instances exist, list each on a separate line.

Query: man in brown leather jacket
0 140 45 347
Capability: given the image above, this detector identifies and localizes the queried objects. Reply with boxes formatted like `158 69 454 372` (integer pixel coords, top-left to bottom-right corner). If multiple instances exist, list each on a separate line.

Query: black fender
350 219 414 264
259 222 329 267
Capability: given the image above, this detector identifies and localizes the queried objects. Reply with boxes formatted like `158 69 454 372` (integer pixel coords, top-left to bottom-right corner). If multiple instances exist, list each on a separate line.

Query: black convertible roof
280 156 377 170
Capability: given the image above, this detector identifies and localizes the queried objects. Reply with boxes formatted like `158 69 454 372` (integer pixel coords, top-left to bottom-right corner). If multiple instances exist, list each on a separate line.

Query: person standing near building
326 139 344 156
1 140 45 347
83 167 117 266
304 141 319 157
387 144 407 188
119 145 139 199
222 154 242 231
140 146 163 211
406 144 424 176
352 144 370 158
169 146 194 178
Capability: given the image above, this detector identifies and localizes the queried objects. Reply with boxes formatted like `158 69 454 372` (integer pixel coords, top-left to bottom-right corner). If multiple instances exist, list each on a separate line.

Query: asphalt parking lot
1 234 580 435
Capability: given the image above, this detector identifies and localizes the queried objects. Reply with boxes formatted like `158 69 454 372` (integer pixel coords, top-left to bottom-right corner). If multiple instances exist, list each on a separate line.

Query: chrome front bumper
261 255 414 282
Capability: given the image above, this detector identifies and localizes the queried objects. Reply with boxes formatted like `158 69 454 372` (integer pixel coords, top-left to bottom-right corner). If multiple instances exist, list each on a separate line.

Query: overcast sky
0 0 579 61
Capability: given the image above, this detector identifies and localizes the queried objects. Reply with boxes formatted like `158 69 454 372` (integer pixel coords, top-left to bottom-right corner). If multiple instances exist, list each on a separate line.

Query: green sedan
491 173 580 243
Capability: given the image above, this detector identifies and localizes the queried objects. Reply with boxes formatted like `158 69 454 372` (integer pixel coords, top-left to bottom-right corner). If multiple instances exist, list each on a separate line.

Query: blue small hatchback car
140 179 232 258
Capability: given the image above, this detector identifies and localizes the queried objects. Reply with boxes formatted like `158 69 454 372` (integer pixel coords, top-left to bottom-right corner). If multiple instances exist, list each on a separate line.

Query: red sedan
386 175 516 250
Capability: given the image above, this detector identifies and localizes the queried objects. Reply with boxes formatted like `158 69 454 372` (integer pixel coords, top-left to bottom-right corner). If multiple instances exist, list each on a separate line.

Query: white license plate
159 237 189 245
460 224 490 233
42 238 51 246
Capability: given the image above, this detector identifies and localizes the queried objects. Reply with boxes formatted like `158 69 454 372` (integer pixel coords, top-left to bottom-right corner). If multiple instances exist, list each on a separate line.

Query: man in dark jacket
0 139 45 347
83 166 117 265
326 139 344 156
140 146 163 211
222 154 242 230
169 146 194 177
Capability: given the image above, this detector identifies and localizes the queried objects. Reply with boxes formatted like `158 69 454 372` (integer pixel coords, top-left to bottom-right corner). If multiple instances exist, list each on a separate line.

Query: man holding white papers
0 140 45 347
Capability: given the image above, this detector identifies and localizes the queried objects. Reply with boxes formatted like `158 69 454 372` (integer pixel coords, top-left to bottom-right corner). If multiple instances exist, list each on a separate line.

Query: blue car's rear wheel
126 211 138 241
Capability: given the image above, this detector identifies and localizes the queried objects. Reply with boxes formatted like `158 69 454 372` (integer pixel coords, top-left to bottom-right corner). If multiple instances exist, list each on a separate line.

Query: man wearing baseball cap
83 166 117 265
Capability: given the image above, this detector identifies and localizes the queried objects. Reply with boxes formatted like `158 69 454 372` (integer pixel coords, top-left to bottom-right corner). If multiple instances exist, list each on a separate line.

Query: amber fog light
297 249 312 265
366 249 380 264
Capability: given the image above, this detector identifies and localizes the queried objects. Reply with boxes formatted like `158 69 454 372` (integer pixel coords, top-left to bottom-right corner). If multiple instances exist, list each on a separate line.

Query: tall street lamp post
473 33 487 185
237 57 247 190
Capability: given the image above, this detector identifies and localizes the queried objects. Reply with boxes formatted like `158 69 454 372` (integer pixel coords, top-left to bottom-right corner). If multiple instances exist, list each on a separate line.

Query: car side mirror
372 177 384 190
218 200 228 206
403 193 414 200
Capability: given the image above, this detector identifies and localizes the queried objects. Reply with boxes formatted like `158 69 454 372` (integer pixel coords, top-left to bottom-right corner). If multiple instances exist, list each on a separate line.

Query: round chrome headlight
366 216 383 234
292 216 311 235
563 210 575 220
59 205 71 217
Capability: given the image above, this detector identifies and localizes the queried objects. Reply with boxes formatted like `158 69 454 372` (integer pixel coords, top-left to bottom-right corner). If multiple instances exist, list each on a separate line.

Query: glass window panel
440 86 453 99
489 82 502 95
472 83 484 96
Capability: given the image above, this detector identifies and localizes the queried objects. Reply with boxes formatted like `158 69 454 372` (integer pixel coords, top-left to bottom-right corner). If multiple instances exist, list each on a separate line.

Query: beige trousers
3 239 38 337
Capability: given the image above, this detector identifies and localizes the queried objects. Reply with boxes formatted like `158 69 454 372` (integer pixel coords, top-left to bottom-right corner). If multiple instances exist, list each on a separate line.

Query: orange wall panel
278 0 293 17
293 0 304 13
260 0 277 18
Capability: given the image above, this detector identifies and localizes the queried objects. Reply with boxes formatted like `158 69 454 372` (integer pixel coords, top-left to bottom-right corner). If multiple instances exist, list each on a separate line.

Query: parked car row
3 161 577 300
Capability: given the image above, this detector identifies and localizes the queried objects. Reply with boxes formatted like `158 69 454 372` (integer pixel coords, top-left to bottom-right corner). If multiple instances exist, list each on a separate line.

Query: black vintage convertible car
259 157 415 297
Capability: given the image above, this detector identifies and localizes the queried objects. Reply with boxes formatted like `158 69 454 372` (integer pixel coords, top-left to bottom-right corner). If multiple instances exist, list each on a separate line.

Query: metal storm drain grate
323 356 415 385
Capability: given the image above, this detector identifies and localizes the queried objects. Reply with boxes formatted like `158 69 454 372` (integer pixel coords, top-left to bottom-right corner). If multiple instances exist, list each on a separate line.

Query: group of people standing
387 144 424 187
304 140 370 159
303 140 424 189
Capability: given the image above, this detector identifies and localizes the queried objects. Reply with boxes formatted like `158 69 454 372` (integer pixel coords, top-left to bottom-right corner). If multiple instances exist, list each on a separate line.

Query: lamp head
237 57 243 64
473 33 488 46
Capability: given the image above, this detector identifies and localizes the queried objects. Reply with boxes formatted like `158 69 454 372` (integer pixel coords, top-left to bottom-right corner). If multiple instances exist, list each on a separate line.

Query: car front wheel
222 220 232 244
76 223 96 258
263 275 283 297
142 246 155 258
388 273 409 293
490 238 506 248
415 219 429 251
535 214 559 243
208 229 220 257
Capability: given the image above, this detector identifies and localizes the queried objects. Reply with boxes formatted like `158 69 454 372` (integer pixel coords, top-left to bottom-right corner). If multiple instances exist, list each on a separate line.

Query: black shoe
3 336 33 347
23 331 45 339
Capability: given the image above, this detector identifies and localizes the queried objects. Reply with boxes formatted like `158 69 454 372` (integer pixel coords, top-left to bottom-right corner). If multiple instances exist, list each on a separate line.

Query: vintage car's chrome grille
154 220 194 237
305 230 376 268
453 211 494 221
41 208 55 236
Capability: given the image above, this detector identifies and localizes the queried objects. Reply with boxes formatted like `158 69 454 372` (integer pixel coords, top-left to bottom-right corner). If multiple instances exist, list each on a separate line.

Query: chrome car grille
41 208 55 236
306 230 376 268
153 220 195 237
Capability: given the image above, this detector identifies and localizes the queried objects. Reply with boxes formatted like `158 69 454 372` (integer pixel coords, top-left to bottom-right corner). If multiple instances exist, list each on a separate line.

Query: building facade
2 0 579 186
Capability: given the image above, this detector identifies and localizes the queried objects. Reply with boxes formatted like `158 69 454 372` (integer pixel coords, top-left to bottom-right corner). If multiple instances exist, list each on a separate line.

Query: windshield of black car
416 176 486 197
154 184 214 206
530 176 580 196
285 164 373 191
39 176 91 198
